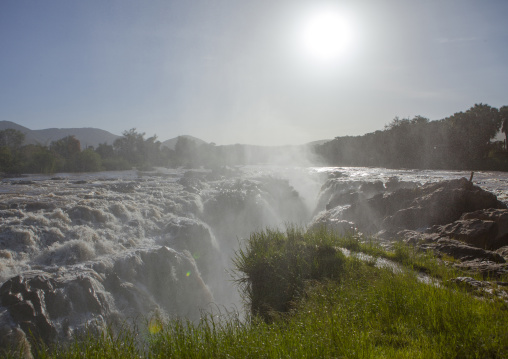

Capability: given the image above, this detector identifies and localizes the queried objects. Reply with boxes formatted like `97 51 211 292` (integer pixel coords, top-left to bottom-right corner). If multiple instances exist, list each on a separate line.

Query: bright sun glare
301 7 353 64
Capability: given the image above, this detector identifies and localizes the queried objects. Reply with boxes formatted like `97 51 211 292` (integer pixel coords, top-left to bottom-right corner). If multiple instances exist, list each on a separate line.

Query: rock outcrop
0 246 212 353
401 208 508 278
311 177 508 277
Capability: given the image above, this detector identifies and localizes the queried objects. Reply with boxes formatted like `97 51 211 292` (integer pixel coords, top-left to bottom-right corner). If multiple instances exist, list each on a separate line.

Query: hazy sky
1 1 507 145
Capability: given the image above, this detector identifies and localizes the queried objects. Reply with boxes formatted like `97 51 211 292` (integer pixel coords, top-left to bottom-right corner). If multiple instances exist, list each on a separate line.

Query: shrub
233 227 346 321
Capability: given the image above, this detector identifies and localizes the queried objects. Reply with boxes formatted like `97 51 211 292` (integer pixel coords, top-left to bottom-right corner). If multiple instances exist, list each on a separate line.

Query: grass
4 227 508 358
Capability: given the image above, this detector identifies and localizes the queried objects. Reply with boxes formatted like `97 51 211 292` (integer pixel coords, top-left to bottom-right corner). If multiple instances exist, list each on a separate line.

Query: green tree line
0 129 173 174
3 103 508 174
315 103 508 170
0 128 248 174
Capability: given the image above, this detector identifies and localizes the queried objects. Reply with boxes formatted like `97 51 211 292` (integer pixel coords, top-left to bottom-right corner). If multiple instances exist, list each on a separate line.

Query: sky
1 0 507 146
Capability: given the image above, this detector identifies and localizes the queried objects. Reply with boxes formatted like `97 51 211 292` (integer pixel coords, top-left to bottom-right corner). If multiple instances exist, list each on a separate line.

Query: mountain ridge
0 121 327 149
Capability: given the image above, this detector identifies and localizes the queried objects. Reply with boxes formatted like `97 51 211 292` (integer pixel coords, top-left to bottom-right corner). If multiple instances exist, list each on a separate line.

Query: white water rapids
1 166 508 343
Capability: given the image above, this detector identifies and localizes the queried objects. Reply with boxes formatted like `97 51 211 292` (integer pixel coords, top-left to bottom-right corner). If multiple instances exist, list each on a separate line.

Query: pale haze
1 0 507 146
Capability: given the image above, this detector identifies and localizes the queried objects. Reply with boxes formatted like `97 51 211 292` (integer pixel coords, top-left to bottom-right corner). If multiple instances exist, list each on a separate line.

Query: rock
399 230 441 245
0 274 58 344
341 188 416 232
449 277 508 301
342 178 506 233
359 180 385 195
403 208 508 253
159 217 220 284
428 219 497 249
24 202 57 212
0 246 214 353
419 238 505 263
316 180 388 213
460 209 508 249
178 177 204 194
109 182 139 193
384 177 419 191
453 260 508 279
326 191 363 210
66 205 113 224
449 276 489 289
496 246 508 259
109 246 213 321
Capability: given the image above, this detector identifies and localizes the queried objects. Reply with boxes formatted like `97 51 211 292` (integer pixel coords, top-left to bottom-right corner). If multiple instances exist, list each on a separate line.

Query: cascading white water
1 165 508 351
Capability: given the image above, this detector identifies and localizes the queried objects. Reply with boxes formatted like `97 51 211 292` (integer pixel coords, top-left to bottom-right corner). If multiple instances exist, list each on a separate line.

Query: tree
50 135 81 171
0 129 25 150
95 143 115 159
501 106 508 151
445 103 501 166
50 135 81 157
19 145 58 173
75 149 102 172
113 128 146 166
0 147 13 172
0 129 25 172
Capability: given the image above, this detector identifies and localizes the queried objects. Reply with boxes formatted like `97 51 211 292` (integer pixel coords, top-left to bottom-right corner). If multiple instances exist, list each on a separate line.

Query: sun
300 8 353 64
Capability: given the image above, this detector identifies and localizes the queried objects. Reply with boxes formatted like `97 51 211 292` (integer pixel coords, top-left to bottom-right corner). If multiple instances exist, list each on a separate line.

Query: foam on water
1 165 508 349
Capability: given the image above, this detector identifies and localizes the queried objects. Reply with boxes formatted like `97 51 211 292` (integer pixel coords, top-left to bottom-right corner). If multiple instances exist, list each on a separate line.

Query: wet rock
449 277 508 300
0 245 214 353
315 179 390 215
24 202 57 212
67 205 113 224
496 246 508 259
401 208 508 261
419 238 505 263
453 260 508 279
204 177 308 245
384 177 419 192
11 181 35 185
178 176 204 193
160 217 220 283
109 182 139 193
450 276 489 289
428 219 498 249
0 274 57 343
110 246 213 321
326 192 363 210
460 208 508 249
359 180 385 196
341 178 506 233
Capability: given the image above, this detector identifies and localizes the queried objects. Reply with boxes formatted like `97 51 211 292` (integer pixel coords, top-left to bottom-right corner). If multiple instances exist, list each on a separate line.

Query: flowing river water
1 166 508 345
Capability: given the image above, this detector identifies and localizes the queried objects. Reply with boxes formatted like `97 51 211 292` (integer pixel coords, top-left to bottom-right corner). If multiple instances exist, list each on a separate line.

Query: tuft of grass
232 226 347 321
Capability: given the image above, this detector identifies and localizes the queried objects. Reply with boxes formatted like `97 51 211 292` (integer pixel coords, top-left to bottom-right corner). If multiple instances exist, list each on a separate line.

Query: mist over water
1 165 508 346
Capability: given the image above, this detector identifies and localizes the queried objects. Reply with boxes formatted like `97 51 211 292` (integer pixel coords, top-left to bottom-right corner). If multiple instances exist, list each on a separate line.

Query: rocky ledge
311 176 508 282
0 246 212 356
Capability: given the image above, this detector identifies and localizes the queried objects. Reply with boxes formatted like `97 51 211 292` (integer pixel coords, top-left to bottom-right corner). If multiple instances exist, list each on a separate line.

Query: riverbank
7 229 507 358
3 168 508 357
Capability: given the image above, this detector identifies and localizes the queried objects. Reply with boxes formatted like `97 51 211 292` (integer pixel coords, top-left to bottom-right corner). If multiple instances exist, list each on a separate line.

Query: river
1 166 507 345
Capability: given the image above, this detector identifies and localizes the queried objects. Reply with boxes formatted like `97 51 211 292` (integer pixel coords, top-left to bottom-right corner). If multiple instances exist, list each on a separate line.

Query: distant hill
160 135 208 150
0 121 330 152
0 121 120 149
